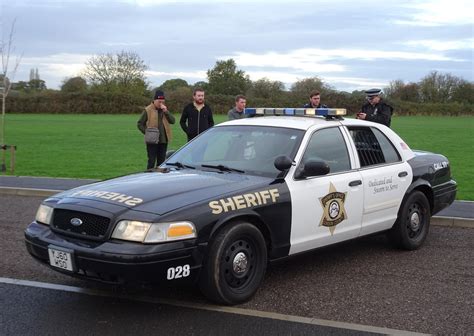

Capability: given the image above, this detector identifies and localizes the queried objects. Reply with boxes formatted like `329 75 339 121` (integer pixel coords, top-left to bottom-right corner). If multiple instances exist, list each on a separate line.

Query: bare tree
419 71 462 103
1 18 22 146
82 50 148 94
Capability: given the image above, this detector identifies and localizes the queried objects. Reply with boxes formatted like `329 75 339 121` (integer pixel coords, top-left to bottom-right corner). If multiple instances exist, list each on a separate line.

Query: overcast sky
1 0 473 92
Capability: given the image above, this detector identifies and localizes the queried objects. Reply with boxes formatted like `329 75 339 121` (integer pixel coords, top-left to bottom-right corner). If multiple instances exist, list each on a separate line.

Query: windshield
165 125 304 177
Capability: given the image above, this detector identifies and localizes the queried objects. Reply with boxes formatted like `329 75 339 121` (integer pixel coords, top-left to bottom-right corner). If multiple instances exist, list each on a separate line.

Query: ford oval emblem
70 218 83 226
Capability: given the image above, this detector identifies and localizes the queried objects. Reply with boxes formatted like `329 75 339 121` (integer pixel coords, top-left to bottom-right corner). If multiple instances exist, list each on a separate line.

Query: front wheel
199 222 267 305
389 191 431 250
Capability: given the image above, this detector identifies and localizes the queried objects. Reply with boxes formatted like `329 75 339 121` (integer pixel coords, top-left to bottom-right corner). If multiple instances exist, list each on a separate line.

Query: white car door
287 126 364 255
346 126 412 235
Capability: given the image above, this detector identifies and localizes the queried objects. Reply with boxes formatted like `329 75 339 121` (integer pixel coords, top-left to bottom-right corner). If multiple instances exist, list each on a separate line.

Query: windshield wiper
166 161 195 169
201 164 245 173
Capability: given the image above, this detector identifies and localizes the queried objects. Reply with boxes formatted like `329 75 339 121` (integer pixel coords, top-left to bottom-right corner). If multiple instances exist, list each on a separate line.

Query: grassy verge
2 114 473 200
391 116 473 201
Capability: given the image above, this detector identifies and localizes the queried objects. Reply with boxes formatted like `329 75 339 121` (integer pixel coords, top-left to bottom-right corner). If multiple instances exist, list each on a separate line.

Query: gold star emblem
319 183 347 235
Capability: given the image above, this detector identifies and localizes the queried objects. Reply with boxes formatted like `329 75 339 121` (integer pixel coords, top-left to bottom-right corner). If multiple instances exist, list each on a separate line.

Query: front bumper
25 221 204 284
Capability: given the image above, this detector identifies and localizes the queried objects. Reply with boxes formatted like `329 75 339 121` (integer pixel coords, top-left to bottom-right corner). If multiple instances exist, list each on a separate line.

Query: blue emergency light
244 107 346 118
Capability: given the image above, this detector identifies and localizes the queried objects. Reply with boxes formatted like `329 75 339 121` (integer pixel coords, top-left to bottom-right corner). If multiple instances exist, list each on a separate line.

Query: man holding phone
356 88 393 127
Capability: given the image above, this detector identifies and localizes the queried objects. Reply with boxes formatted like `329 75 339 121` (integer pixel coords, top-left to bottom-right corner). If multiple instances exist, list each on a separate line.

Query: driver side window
302 127 351 174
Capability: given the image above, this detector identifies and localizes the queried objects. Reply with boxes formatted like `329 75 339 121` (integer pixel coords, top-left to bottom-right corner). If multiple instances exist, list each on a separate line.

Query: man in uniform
357 88 393 127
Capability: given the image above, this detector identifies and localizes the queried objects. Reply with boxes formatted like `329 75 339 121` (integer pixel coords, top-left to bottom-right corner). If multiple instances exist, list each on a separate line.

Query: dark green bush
6 91 474 116
6 92 149 114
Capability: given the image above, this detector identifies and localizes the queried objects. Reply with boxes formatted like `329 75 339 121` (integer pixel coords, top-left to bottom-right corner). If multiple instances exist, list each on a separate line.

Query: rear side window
302 127 351 173
349 127 401 167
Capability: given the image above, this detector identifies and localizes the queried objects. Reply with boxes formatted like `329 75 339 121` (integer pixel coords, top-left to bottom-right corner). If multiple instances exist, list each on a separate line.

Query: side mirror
295 160 330 179
274 155 293 171
165 150 176 159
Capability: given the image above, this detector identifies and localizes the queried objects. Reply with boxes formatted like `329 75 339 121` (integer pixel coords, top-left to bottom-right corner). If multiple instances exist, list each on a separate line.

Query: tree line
5 51 474 116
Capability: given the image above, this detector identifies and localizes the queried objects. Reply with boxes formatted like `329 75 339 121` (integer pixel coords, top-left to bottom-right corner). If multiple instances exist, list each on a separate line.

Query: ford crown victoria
25 108 457 304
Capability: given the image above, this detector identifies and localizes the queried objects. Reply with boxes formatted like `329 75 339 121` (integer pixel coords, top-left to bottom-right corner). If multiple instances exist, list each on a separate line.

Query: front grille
52 209 111 239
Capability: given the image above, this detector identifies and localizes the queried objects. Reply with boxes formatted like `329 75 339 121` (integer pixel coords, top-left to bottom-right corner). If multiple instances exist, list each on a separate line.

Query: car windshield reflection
165 125 304 177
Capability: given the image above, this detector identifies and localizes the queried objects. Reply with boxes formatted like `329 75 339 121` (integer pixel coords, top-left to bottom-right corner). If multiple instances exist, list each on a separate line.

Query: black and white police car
25 108 457 305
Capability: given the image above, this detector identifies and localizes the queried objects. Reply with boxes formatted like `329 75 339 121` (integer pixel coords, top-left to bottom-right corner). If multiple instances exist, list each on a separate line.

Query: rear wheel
389 191 430 250
199 222 267 305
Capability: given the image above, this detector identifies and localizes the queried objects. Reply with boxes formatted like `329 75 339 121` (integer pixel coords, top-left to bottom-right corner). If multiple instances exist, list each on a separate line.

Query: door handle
398 171 408 177
349 180 362 187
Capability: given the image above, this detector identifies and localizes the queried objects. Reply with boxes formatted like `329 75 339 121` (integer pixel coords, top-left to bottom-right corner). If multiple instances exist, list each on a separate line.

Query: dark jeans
146 143 168 169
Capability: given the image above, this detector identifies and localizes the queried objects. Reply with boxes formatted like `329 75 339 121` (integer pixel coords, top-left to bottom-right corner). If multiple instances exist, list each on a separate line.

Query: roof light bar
244 108 346 118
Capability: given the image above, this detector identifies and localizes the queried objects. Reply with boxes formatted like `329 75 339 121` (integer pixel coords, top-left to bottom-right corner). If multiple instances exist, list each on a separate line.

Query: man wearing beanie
180 87 214 141
137 90 176 169
356 88 393 127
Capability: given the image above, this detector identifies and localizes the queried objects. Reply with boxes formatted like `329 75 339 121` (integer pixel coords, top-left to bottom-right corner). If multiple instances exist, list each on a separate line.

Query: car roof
339 117 385 128
217 115 415 161
218 116 343 130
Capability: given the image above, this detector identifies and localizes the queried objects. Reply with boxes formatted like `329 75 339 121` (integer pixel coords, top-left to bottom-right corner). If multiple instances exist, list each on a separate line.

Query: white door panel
287 171 364 255
359 161 412 235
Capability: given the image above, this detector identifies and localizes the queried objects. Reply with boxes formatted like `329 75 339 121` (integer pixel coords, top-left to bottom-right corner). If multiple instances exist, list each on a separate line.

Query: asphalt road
1 194 473 335
2 283 384 336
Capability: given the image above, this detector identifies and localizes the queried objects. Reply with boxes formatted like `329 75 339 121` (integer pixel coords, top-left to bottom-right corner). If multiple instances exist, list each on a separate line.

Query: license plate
48 247 74 272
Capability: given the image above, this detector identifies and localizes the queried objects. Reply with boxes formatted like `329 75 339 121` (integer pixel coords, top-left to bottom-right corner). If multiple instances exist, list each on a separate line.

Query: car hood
53 170 274 215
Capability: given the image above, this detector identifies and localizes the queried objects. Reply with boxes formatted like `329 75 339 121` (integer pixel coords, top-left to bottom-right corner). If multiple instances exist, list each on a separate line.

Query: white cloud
245 71 305 84
146 70 207 79
119 0 310 6
225 48 460 75
21 53 90 77
396 0 474 26
241 71 388 92
402 38 474 51
102 42 143 47
18 53 92 87
225 51 345 73
323 76 388 89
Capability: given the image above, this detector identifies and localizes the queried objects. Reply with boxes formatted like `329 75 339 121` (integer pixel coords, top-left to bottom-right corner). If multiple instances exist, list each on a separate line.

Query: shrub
6 91 474 116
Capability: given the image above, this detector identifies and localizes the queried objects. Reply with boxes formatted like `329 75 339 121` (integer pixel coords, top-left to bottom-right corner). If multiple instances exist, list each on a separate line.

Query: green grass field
2 114 473 200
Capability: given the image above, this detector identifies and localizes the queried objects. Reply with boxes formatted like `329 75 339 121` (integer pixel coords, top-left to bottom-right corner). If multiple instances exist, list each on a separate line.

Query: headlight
35 204 53 225
112 220 196 243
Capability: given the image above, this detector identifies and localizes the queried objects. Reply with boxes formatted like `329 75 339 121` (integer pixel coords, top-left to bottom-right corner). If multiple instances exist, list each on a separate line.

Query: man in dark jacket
303 90 328 108
357 88 393 127
137 90 175 169
180 88 214 141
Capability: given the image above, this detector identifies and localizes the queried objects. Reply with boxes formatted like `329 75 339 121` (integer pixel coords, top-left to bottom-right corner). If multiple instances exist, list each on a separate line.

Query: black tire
199 222 267 305
389 191 431 250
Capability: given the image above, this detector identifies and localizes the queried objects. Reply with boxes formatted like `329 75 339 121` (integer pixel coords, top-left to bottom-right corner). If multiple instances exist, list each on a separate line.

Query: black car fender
208 210 272 250
400 178 434 215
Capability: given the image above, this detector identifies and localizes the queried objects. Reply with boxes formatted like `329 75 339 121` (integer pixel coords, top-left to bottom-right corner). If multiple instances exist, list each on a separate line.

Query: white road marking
0 277 428 336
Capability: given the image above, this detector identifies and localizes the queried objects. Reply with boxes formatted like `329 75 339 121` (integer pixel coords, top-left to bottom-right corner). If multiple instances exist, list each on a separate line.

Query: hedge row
6 92 150 114
5 92 474 116
394 101 474 116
